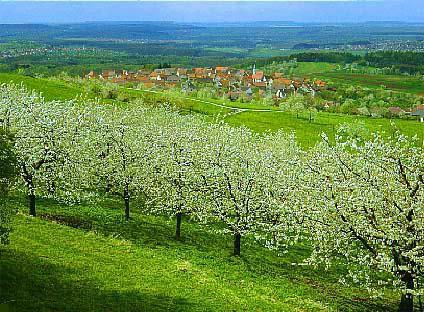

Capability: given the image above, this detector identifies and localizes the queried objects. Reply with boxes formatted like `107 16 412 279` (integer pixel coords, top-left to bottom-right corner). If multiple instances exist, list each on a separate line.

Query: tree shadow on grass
25 197 399 312
34 197 228 254
239 244 398 312
0 249 193 312
38 210 218 252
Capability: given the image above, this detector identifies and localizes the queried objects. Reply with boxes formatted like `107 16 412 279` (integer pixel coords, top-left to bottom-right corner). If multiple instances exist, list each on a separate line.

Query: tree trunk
48 181 56 195
29 193 36 217
175 212 182 240
399 294 414 312
105 181 111 193
124 189 130 221
398 273 414 312
233 233 241 256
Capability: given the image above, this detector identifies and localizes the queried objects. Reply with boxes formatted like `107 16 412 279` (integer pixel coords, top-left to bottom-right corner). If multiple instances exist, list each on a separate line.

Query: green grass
0 73 85 101
0 197 398 311
263 62 424 96
128 88 423 149
291 62 337 76
318 72 424 96
225 111 424 148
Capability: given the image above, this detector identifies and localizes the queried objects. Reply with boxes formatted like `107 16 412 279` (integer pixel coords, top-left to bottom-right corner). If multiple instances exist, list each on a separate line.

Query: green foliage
0 128 17 245
304 132 424 308
365 51 424 75
290 52 362 64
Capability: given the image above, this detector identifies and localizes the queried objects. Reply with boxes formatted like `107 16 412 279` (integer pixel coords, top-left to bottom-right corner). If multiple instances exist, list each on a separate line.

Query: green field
263 62 424 96
225 110 424 148
0 73 84 101
129 89 423 148
290 62 337 76
0 197 398 312
0 73 422 149
318 72 424 96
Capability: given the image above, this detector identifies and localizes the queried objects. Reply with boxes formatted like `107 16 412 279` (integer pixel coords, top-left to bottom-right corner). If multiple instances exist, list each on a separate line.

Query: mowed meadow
0 70 423 312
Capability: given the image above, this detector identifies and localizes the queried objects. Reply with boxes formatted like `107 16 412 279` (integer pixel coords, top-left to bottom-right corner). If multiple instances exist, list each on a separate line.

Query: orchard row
0 83 423 311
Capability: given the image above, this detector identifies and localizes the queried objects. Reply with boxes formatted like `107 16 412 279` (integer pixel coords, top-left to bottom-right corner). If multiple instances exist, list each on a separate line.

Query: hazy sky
0 1 423 24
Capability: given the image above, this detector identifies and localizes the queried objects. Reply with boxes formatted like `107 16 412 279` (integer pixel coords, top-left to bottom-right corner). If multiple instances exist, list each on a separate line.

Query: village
85 65 328 101
84 65 424 121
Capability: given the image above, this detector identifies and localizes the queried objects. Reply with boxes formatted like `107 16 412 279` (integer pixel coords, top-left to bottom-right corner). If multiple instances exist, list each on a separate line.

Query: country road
128 88 284 113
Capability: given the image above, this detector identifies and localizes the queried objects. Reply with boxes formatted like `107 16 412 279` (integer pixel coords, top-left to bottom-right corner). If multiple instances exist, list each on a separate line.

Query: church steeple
252 63 256 75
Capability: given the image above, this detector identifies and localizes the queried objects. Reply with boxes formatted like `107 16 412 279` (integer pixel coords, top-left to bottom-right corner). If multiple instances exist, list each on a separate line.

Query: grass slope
0 198 398 312
225 111 424 148
0 73 85 101
0 72 422 149
318 72 424 96
131 89 424 149
265 62 424 95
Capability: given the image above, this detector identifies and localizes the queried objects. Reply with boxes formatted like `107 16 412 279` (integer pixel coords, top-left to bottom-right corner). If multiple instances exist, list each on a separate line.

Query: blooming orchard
0 84 87 216
304 131 424 311
0 83 423 311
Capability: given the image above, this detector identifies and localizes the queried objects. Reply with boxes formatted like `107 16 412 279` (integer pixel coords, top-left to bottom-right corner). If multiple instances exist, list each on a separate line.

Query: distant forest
1 22 424 76
255 51 424 75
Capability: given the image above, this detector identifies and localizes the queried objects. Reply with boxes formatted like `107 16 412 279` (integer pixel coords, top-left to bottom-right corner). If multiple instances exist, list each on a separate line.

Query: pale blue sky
0 1 422 24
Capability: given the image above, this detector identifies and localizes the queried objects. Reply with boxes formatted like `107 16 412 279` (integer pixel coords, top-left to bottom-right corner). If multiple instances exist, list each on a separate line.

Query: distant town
85 66 328 101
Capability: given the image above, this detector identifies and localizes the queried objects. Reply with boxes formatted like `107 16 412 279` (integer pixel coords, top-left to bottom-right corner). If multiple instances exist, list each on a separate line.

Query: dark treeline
3 41 424 77
291 52 362 64
364 51 424 74
252 51 424 75
0 53 255 77
248 52 362 68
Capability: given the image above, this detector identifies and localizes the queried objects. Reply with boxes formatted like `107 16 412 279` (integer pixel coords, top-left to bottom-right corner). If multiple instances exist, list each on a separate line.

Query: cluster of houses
389 105 424 122
85 65 328 101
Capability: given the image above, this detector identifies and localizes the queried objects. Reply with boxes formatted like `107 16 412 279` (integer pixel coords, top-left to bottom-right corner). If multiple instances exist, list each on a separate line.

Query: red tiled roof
388 106 404 114
274 78 291 85
216 66 229 72
137 76 150 82
252 72 264 80
315 80 327 87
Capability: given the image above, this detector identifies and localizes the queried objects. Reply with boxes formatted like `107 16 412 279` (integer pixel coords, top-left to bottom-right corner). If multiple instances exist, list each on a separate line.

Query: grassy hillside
0 71 421 312
225 110 424 148
318 72 424 96
262 62 424 96
0 72 422 149
0 197 398 312
0 73 84 101
131 89 424 148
